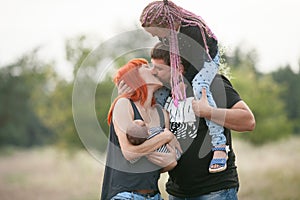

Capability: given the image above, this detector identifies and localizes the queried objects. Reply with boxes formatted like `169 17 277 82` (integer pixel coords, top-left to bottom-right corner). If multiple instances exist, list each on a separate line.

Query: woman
101 58 181 200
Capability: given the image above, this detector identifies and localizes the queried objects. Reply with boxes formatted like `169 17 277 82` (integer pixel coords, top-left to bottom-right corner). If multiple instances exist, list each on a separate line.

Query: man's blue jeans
111 191 163 200
169 188 238 200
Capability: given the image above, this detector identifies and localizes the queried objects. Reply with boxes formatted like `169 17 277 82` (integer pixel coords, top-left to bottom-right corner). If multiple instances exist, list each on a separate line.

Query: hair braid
166 6 186 105
140 0 216 104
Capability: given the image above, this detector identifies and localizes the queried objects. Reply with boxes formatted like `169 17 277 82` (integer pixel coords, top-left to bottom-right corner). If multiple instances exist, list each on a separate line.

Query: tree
61 32 154 152
272 65 300 133
0 48 55 147
230 55 293 145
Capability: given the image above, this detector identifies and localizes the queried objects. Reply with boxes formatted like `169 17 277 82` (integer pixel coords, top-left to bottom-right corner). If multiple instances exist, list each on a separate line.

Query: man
147 42 256 200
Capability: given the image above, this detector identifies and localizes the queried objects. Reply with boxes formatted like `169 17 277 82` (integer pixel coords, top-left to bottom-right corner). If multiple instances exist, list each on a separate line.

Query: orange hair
107 58 149 125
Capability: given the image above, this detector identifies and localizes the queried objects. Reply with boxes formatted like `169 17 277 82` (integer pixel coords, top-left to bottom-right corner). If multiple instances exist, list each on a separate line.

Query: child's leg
192 56 228 172
192 57 226 146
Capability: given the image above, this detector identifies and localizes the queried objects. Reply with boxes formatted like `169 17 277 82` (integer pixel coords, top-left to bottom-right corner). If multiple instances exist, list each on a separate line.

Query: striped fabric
148 127 181 159
129 127 181 164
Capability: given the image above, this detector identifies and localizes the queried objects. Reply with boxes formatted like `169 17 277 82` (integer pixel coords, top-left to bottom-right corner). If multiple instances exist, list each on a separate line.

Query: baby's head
126 120 149 145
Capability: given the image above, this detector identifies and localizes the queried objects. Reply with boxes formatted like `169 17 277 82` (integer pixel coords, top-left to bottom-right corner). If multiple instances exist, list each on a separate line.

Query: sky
1 0 300 80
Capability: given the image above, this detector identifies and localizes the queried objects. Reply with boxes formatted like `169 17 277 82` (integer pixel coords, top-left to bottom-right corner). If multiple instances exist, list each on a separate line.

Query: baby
126 119 181 163
126 119 149 145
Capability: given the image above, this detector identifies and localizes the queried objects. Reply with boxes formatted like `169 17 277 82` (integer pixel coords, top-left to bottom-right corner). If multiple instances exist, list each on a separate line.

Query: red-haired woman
101 58 181 200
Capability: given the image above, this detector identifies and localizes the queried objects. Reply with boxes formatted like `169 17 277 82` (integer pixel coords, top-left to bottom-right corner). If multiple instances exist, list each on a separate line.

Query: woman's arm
163 109 170 129
113 98 174 161
114 124 174 161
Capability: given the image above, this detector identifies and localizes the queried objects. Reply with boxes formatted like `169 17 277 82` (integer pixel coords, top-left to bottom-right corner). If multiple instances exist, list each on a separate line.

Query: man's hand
192 88 256 131
117 80 134 95
192 88 212 118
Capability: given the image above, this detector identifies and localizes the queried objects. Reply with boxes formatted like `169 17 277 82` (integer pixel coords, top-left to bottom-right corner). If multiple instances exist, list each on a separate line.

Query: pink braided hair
140 0 217 106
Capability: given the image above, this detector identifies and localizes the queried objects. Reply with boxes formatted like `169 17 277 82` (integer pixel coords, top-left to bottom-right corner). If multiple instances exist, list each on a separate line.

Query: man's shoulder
211 74 232 88
215 74 231 83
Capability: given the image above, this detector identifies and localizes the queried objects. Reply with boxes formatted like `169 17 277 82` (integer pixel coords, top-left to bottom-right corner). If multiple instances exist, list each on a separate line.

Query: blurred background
0 0 300 199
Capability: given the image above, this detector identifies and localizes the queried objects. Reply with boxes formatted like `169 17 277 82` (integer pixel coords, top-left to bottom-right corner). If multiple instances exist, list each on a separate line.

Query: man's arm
192 88 256 132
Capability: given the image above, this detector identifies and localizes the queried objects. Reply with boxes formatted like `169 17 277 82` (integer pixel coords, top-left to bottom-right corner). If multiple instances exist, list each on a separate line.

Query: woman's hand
167 130 182 154
146 144 177 171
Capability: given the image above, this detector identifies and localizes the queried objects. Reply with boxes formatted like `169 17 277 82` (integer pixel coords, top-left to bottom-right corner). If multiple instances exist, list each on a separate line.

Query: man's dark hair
150 42 170 66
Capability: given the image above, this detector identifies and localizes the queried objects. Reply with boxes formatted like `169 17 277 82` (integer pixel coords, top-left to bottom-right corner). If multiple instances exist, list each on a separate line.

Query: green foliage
218 45 232 79
36 81 84 150
1 32 299 149
37 35 98 150
230 51 293 145
0 49 55 147
271 66 300 133
66 35 94 77
94 78 115 152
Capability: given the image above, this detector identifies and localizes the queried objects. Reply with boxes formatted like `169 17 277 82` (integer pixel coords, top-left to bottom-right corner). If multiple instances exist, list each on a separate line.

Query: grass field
1 136 300 200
